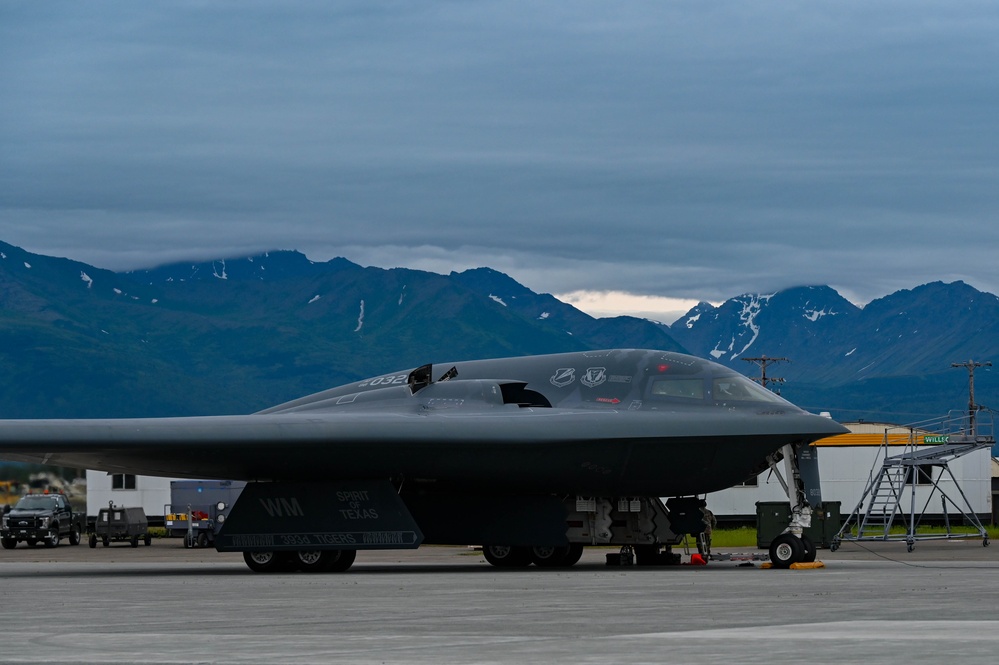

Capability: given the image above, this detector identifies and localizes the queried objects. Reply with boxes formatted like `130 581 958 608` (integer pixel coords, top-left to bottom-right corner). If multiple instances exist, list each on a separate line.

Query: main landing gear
242 549 357 573
482 544 585 568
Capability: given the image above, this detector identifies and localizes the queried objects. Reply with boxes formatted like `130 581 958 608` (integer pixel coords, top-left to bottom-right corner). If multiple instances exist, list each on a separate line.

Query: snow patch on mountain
354 300 365 332
80 272 93 289
803 308 831 322
489 294 507 306
731 293 772 358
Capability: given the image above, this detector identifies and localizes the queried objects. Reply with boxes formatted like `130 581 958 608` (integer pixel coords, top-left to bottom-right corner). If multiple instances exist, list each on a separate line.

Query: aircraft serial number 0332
0 349 845 572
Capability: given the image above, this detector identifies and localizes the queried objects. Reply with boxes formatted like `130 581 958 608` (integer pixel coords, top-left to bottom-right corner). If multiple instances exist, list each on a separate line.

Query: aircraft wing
0 348 846 496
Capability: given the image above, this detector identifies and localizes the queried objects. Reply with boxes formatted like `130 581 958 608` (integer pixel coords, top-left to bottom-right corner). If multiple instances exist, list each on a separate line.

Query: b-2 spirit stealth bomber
0 349 845 571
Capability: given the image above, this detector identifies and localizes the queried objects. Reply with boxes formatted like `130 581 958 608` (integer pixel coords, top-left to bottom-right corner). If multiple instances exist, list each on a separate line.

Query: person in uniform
698 506 717 557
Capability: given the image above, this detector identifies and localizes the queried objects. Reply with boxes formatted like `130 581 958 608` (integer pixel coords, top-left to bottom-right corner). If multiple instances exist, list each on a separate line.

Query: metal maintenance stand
832 413 994 552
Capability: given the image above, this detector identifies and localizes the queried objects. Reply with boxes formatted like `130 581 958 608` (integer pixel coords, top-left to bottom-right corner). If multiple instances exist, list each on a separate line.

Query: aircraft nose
801 411 849 438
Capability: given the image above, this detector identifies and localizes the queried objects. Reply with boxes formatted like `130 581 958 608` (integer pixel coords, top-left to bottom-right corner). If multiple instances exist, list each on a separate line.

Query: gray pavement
1 540 998 664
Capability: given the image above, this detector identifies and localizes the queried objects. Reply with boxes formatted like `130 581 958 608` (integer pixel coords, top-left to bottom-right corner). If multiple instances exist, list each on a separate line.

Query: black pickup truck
1 493 84 548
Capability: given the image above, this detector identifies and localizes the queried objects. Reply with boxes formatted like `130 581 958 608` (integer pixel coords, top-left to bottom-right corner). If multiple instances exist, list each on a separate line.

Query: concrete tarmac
1 539 997 664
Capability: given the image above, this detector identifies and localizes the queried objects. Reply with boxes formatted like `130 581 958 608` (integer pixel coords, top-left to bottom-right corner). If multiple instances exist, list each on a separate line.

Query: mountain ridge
2 241 996 423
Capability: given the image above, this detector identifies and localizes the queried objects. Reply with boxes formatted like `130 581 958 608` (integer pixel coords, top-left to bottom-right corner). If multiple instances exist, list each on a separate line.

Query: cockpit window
650 378 704 400
712 375 784 403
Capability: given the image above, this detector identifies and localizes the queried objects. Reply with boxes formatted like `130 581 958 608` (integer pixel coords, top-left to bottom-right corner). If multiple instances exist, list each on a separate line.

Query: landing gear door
215 481 423 552
796 444 822 508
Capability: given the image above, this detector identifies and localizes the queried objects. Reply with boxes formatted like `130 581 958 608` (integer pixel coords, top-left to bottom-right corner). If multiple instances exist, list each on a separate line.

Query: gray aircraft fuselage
0 349 845 497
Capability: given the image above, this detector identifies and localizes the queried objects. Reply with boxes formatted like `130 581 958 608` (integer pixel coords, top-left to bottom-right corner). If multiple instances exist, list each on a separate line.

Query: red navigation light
657 364 670 373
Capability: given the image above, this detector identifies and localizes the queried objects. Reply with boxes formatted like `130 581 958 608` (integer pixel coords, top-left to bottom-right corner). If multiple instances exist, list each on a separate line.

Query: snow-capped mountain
668 286 857 374
667 282 999 419
668 282 999 383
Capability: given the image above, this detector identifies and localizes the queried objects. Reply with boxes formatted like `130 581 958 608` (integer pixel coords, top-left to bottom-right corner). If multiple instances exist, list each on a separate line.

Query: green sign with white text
923 435 950 444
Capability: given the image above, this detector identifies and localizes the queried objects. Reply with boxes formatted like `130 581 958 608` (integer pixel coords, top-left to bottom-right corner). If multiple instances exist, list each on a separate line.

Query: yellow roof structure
813 422 932 447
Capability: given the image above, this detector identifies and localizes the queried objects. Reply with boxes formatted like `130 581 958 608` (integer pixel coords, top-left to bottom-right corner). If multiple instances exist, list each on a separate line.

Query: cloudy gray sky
3 1 998 322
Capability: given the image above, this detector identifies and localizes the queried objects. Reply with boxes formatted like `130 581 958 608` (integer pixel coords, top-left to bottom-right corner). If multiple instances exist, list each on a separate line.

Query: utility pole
742 355 789 393
951 359 991 435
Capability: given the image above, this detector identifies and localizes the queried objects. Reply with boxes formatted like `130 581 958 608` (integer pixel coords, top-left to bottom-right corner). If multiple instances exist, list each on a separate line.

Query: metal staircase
832 412 994 552
855 465 907 540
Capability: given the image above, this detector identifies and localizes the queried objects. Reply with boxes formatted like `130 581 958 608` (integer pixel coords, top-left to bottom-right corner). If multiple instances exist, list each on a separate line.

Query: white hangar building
706 421 995 523
86 470 172 521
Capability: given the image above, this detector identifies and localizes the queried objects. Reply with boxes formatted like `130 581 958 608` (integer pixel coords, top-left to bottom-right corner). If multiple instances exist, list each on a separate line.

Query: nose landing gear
765 443 823 569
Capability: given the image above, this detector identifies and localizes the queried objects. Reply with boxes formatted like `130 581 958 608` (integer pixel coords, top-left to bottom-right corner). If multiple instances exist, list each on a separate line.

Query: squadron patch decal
581 367 607 388
550 367 576 388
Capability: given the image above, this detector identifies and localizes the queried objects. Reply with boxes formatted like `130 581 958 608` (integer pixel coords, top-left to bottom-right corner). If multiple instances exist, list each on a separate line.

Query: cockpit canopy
643 354 786 407
648 373 783 403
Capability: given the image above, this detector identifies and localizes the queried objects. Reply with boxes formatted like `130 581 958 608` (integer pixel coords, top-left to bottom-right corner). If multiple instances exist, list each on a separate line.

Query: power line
741 355 789 393
951 359 992 435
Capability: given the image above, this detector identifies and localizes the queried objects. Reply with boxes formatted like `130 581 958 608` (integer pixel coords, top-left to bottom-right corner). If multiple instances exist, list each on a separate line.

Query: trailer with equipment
164 480 245 548
89 502 151 548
